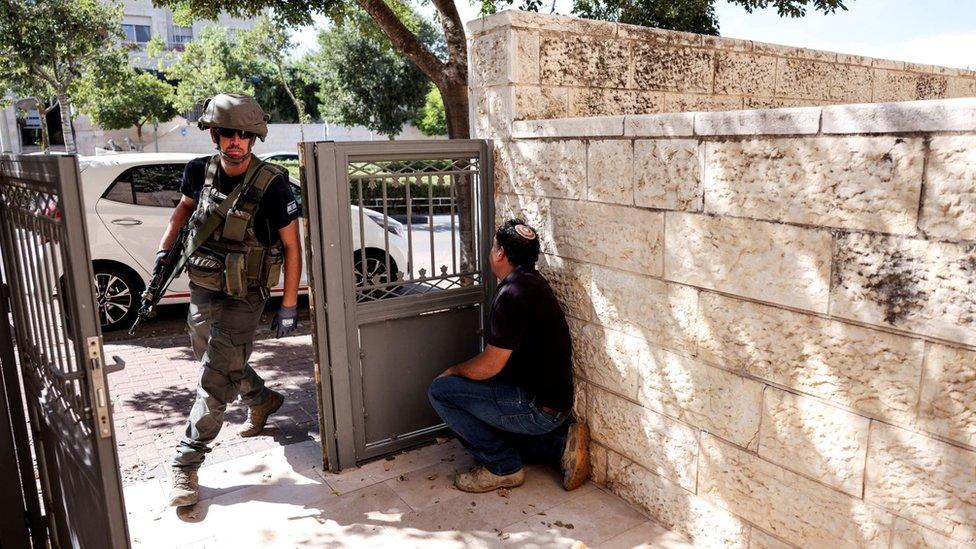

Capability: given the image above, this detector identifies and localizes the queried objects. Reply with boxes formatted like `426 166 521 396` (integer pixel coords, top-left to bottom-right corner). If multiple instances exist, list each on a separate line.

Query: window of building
103 164 184 208
170 25 193 44
121 23 152 43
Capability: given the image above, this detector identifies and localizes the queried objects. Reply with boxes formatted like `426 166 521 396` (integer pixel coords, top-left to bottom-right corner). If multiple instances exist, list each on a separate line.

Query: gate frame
0 154 129 547
301 140 495 472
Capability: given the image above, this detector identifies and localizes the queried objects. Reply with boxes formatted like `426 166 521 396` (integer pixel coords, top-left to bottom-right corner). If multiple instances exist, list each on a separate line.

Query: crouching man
427 219 589 493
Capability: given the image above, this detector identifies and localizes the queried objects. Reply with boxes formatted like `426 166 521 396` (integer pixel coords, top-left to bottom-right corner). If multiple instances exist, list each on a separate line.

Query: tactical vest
185 155 285 298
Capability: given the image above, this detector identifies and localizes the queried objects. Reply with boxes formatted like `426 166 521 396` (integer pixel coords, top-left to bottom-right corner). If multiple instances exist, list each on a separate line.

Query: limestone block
638 348 764 448
625 113 695 137
759 388 870 496
830 232 976 346
616 23 701 47
569 88 663 117
664 213 832 312
513 85 570 120
698 292 924 426
536 253 593 322
475 86 514 139
830 64 875 103
540 33 629 88
495 193 553 255
753 41 837 63
822 97 976 134
750 529 795 549
865 422 976 543
694 108 821 135
590 265 700 354
588 386 699 490
663 93 743 112
512 116 624 138
743 97 816 109
701 34 753 53
699 434 892 548
838 54 872 67
631 44 714 93
587 140 634 205
703 137 925 234
469 87 492 140
921 136 976 241
946 76 976 98
891 518 972 549
634 139 702 211
873 70 948 103
574 322 643 399
511 30 540 84
573 379 587 422
470 31 509 87
918 343 976 448
551 199 664 275
606 451 751 547
776 58 834 100
715 53 777 97
505 139 585 199
590 442 608 485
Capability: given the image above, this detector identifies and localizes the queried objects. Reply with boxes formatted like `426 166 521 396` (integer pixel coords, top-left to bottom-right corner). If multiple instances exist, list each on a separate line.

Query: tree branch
430 0 468 81
355 0 446 84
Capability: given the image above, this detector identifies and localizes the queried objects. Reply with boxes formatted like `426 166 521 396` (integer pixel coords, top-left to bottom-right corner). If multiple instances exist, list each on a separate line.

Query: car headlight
364 211 404 237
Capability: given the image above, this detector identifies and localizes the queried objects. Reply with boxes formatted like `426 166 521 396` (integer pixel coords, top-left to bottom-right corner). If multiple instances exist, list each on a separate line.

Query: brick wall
489 98 976 547
467 10 976 138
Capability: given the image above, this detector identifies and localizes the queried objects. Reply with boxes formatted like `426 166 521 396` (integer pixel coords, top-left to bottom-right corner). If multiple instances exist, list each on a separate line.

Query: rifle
128 225 190 336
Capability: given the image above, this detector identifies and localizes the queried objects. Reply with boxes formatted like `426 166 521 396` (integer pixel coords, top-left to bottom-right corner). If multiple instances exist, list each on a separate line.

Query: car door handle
111 218 142 226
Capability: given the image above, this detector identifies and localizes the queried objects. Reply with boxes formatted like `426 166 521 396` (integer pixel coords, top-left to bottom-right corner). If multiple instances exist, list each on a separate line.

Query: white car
77 153 408 331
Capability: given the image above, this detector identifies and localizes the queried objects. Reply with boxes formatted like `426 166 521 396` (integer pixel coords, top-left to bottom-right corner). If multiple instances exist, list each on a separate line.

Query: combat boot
169 469 199 507
239 389 284 437
454 465 525 493
561 421 591 490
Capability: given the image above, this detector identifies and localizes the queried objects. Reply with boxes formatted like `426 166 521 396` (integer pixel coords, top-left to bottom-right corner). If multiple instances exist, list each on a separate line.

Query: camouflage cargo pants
172 285 272 470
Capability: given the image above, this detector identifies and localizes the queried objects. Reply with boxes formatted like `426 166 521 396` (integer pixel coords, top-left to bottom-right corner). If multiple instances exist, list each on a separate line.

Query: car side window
104 164 185 208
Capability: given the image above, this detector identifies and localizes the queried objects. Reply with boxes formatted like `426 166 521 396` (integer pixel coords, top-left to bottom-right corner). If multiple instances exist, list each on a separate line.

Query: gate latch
86 337 114 439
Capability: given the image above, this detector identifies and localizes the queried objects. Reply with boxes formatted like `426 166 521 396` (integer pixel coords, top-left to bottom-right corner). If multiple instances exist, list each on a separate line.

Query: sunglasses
214 127 256 140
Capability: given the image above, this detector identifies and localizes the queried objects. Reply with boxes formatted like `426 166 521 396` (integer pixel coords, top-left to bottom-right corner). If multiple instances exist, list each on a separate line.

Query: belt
539 404 571 418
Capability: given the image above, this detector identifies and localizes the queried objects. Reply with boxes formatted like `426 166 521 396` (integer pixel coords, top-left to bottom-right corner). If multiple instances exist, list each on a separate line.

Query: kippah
515 224 537 240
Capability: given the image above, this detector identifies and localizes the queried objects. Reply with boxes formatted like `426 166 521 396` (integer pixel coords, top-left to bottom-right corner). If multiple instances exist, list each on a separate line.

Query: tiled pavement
124 439 692 548
105 307 318 485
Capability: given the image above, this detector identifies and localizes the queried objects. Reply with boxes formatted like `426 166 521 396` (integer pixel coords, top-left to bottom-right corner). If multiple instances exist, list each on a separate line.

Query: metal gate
0 154 129 547
302 140 493 471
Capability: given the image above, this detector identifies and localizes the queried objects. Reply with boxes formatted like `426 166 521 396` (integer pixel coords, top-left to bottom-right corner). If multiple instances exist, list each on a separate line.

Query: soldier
156 93 303 507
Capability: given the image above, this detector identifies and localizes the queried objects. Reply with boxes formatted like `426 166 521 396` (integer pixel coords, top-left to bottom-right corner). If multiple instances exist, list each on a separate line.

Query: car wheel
353 249 397 300
93 265 143 331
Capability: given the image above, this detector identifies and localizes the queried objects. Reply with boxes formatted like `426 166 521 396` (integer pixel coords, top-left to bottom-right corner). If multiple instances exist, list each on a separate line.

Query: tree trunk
55 91 76 153
32 98 50 153
135 123 144 150
276 61 306 142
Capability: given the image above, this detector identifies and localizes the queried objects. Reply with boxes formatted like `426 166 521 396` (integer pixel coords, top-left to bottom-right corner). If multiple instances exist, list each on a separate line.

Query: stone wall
467 10 976 137
490 98 976 547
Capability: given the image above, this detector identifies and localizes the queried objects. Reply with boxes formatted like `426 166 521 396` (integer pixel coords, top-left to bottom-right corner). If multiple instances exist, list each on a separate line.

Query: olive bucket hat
197 93 271 141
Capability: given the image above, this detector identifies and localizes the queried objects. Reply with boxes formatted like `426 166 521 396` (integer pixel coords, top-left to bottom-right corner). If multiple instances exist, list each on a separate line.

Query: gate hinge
86 337 113 439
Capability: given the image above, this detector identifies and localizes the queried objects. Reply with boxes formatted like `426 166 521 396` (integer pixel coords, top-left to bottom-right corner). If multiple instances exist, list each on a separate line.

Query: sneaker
239 390 284 437
169 469 199 507
454 465 525 493
561 421 591 491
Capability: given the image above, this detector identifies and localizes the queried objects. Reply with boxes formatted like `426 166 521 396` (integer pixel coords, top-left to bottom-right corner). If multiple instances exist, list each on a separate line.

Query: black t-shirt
180 155 300 247
487 265 574 411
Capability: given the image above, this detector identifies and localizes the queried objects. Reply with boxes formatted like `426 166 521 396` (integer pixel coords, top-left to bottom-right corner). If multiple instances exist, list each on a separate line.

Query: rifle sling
162 156 263 293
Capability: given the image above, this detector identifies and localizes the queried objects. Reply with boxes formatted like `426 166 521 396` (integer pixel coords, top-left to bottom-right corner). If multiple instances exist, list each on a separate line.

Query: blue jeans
427 375 569 476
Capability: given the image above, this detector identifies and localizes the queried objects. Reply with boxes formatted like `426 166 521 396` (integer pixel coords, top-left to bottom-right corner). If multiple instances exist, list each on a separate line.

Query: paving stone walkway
124 439 692 548
105 304 318 486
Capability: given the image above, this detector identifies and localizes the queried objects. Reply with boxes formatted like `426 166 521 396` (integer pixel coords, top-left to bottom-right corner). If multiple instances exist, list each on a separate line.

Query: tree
414 85 447 137
568 0 846 34
307 13 434 139
155 26 268 113
240 17 312 140
0 0 122 153
75 50 178 148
